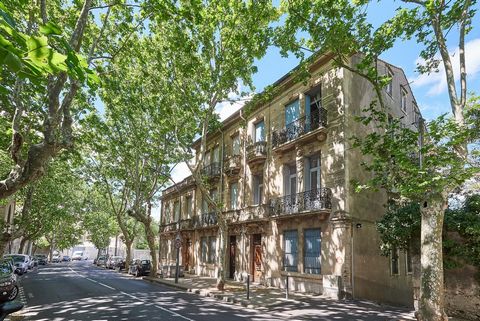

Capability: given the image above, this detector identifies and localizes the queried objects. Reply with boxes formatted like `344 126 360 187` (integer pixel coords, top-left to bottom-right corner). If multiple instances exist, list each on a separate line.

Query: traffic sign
175 235 182 249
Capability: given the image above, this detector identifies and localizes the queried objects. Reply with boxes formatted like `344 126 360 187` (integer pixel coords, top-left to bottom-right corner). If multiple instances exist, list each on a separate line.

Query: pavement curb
142 276 276 310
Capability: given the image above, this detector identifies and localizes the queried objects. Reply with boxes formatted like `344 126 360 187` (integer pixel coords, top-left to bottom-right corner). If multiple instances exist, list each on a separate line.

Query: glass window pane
283 230 298 272
255 121 265 142
304 229 321 274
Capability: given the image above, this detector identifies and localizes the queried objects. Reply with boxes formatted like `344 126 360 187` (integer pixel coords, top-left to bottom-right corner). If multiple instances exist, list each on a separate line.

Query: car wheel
8 285 18 301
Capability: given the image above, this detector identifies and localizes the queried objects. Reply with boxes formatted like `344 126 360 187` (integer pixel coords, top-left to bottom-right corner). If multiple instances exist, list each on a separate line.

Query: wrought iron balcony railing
270 188 332 216
201 162 221 177
246 141 267 164
194 212 218 227
272 107 327 148
224 154 241 175
178 218 194 230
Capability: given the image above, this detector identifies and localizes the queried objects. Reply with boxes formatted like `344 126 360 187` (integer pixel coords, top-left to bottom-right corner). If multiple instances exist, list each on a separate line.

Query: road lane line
119 291 196 321
69 267 196 321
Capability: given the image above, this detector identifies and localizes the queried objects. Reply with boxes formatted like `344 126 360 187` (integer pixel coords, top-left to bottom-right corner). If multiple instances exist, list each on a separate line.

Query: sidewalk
144 273 416 320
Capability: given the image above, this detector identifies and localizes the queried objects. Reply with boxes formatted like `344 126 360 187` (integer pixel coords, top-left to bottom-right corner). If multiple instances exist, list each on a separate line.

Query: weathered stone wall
445 265 480 321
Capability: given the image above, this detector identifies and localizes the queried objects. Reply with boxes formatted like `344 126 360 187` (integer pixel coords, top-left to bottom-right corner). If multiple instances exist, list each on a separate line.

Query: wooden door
251 234 262 282
229 236 236 279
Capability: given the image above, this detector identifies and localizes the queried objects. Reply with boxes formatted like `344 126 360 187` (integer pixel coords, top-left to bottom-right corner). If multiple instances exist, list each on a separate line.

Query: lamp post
174 234 182 284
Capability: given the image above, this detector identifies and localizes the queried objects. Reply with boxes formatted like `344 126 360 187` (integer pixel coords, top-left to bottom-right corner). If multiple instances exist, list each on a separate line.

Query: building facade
159 54 421 306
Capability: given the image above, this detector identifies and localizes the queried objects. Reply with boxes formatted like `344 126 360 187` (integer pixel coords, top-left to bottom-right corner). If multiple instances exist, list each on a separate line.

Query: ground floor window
391 246 400 275
405 248 412 274
304 228 321 274
200 236 216 264
201 237 208 263
283 230 298 272
208 237 216 263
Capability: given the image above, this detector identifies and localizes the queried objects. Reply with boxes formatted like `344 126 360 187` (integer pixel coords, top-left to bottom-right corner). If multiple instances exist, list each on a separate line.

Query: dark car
128 259 151 277
106 256 123 269
62 256 71 262
96 256 107 267
115 259 126 272
34 254 48 265
0 260 18 303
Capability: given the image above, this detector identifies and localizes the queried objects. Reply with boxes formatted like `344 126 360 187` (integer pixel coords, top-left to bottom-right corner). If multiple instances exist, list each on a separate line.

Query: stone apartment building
159 53 421 307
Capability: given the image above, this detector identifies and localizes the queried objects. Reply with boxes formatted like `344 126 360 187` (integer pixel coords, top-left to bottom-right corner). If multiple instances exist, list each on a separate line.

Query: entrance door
251 234 262 282
183 238 191 272
229 236 236 279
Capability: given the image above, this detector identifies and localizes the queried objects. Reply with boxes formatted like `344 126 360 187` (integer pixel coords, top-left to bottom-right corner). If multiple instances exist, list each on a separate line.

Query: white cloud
170 161 191 184
410 38 480 96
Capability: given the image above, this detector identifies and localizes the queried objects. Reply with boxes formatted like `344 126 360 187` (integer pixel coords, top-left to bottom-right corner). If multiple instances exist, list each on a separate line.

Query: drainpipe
240 110 247 209
239 109 248 274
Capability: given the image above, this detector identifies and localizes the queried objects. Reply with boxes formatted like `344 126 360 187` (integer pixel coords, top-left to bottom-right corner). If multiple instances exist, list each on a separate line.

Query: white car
3 254 29 275
71 251 84 261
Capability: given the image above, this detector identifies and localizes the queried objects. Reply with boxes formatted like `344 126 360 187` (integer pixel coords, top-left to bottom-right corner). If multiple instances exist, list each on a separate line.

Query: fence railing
272 107 327 148
270 188 332 216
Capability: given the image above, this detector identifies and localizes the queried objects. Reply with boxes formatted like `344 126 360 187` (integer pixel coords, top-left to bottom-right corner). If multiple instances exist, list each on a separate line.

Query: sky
150 2 480 219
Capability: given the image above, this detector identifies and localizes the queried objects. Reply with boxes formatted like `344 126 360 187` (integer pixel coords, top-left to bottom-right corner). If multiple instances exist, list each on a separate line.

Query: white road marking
69 267 196 321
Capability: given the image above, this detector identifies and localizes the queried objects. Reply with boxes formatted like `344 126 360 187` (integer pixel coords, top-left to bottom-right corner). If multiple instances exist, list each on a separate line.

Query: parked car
106 256 123 269
0 260 18 303
115 259 126 272
51 254 62 263
2 255 28 275
128 259 151 277
29 256 38 268
34 254 48 265
96 256 107 267
62 256 71 262
72 251 84 261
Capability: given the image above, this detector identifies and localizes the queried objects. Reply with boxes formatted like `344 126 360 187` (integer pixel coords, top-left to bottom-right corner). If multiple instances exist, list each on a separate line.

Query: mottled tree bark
417 193 448 321
18 238 27 254
216 215 227 290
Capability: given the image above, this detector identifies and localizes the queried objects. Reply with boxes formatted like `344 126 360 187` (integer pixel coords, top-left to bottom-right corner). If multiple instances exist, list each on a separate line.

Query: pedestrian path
144 273 416 320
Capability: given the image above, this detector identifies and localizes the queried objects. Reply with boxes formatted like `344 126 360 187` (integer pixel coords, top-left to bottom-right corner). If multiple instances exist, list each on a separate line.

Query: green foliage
0 2 95 87
444 194 480 268
377 194 480 269
351 100 479 201
377 202 421 256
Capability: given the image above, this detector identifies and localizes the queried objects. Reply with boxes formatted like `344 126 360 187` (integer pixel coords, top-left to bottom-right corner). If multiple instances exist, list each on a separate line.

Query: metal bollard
285 275 289 300
246 274 250 300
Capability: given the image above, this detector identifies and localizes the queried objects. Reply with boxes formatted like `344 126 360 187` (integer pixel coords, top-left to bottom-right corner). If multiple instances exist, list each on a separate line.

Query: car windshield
141 260 150 264
5 255 25 263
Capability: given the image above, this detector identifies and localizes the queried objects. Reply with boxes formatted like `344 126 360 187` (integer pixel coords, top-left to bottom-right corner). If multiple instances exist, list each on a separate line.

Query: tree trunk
216 215 227 290
417 193 448 321
0 232 11 256
18 238 27 254
125 239 133 272
144 220 158 276
48 242 54 263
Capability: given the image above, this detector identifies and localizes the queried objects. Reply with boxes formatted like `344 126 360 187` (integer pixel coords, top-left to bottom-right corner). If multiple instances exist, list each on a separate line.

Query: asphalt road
17 261 282 321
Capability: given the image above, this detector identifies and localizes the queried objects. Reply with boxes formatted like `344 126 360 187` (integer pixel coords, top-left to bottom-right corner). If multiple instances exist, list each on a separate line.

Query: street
16 261 282 321
11 261 417 321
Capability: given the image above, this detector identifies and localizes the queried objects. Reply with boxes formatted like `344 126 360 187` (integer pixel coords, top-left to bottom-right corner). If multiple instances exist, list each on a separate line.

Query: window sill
280 270 323 280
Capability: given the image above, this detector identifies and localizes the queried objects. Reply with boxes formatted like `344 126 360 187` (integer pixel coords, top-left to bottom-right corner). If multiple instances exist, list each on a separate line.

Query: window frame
232 133 241 156
253 174 263 205
385 67 393 97
230 182 239 210
303 228 322 274
390 246 400 276
254 119 265 143
405 249 413 275
400 86 408 114
283 230 298 272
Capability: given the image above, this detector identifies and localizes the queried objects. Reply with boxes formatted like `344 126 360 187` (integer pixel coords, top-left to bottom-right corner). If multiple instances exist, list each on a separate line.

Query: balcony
201 162 221 179
225 204 271 224
194 212 218 228
270 188 332 218
224 154 241 176
160 222 177 233
178 218 194 230
272 107 328 151
246 141 267 167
